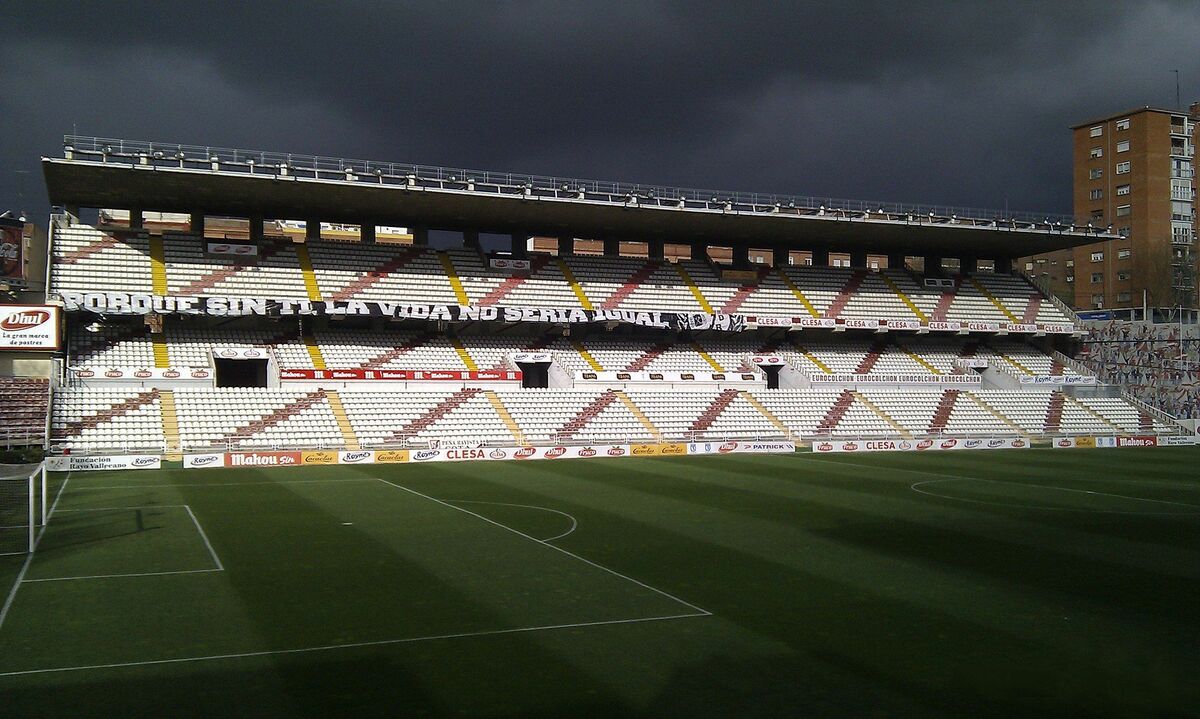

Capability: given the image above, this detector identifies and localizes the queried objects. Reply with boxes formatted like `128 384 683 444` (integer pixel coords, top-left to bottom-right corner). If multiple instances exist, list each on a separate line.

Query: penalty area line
0 612 710 678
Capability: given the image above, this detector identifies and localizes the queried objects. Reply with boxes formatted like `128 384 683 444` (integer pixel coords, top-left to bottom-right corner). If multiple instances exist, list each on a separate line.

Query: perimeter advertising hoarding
45 455 161 471
0 219 21 283
812 437 1029 453
0 305 61 351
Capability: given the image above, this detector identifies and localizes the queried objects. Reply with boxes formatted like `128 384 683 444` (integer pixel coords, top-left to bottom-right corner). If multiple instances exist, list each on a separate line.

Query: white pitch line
65 478 378 492
54 505 189 513
944 477 1200 509
374 477 711 617
23 568 223 583
0 611 709 679
447 500 579 542
183 505 224 571
0 472 72 632
910 479 1200 515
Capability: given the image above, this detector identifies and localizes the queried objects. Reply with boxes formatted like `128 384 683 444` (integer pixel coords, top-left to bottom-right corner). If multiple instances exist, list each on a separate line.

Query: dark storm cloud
2 1 1199 223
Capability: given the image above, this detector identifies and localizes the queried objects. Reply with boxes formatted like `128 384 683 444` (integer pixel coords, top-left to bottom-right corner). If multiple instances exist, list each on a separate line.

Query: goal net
0 463 47 556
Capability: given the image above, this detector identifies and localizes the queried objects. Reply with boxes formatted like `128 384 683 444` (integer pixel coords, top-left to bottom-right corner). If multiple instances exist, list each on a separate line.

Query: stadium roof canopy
43 136 1114 257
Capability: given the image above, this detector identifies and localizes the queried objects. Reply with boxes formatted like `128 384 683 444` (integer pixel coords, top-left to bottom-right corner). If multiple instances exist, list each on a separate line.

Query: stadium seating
0 378 50 447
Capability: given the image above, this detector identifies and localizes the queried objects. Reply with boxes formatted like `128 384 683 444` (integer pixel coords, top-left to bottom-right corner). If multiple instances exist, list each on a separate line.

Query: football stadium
0 136 1197 717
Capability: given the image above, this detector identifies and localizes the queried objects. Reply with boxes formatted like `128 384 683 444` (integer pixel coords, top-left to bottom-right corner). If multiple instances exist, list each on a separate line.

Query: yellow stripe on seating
556 257 594 310
438 251 471 305
294 243 324 301
691 341 724 371
674 263 714 313
992 348 1034 376
968 277 1019 323
571 339 604 372
775 268 820 318
616 391 662 440
790 339 833 374
880 273 928 322
151 333 170 369
149 235 168 296
303 335 327 370
851 391 912 439
485 390 526 444
325 390 361 449
895 342 942 374
449 336 478 371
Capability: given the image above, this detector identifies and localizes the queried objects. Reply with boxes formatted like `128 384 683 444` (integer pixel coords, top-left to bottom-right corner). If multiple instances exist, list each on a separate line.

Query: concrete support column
463 230 481 251
923 255 943 275
128 207 143 230
811 249 829 267
773 246 790 268
511 231 528 259
648 239 664 260
732 245 750 269
603 238 620 256
360 223 376 244
189 212 205 236
850 250 868 269
887 253 906 270
305 219 321 242
249 215 264 243
557 236 573 256
412 227 429 246
994 257 1013 274
960 256 978 274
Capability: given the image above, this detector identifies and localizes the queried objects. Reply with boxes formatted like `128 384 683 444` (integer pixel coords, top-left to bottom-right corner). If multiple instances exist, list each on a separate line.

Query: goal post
0 463 48 556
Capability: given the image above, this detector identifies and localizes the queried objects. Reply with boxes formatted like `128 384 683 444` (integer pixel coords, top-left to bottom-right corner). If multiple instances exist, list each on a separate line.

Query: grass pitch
1 449 1197 718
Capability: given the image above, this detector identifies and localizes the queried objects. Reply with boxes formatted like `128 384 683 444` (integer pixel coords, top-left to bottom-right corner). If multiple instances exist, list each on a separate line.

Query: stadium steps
930 278 962 321
53 389 161 440
1043 392 1065 434
327 246 424 302
437 251 471 305
963 392 1025 435
1050 358 1065 376
387 388 481 442
479 255 552 306
555 257 595 310
853 339 888 374
1021 293 1043 324
356 332 433 369
672 263 715 313
570 339 605 371
690 389 740 432
485 390 526 445
822 270 867 319
852 391 912 439
615 391 663 440
176 243 286 295
159 390 181 458
1062 394 1123 433
880 273 929 322
625 342 672 372
303 334 328 369
58 233 119 265
325 390 361 449
739 391 793 439
149 235 169 296
449 336 479 371
294 243 324 301
967 276 1020 323
1137 410 1155 432
774 268 822 317
988 345 1035 376
691 341 725 371
151 332 170 368
223 390 328 443
893 340 943 374
602 260 661 309
557 390 618 438
817 390 855 433
928 389 960 434
790 338 834 374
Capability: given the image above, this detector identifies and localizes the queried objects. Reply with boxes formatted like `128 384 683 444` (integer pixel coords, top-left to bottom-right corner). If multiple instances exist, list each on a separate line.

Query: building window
1117 226 1131 238
1091 273 1103 283
1116 118 1130 131
1091 294 1104 307
1117 271 1130 281
1090 147 1103 159
1089 168 1103 180
1116 161 1131 174
1066 260 1074 267
1117 249 1131 259
1116 183 1130 196
1090 251 1103 262
1066 275 1074 283
1025 262 1034 271
1116 204 1131 217
1090 125 1103 137
1117 292 1131 303
1090 189 1103 200
1090 210 1104 223
1116 140 1130 153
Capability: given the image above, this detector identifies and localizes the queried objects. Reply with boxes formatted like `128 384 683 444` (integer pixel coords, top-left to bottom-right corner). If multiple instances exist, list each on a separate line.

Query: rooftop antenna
1172 69 1181 109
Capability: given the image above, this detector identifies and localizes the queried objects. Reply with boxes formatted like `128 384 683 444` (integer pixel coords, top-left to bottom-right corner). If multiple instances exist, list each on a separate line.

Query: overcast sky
2 1 1198 224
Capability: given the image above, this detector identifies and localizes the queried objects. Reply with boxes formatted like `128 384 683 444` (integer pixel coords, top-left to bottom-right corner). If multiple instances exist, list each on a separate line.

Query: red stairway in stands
689 389 739 431
223 390 329 443
329 246 426 302
360 332 435 369
387 388 481 441
720 269 766 313
625 343 672 372
557 391 618 438
928 389 960 434
1138 411 1154 431
178 242 286 295
1043 392 1065 434
58 234 120 264
1049 358 1065 376
822 270 867 319
1021 293 1042 324
479 255 551 306
854 339 888 374
54 389 160 441
817 390 856 433
601 260 660 309
931 278 963 321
